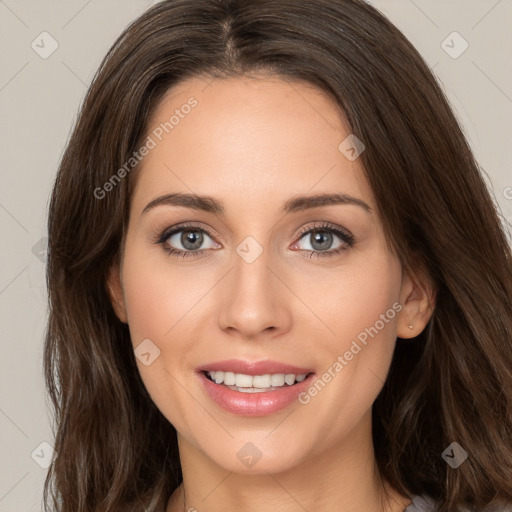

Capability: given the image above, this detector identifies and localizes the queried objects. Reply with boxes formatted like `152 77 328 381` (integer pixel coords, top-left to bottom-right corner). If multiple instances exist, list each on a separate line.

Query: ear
106 262 128 324
397 265 436 339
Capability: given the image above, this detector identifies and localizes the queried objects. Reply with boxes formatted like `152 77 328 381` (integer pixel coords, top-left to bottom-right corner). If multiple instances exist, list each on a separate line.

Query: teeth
284 374 295 385
271 374 285 386
206 371 308 388
253 374 271 388
224 371 236 385
235 387 268 393
235 373 253 388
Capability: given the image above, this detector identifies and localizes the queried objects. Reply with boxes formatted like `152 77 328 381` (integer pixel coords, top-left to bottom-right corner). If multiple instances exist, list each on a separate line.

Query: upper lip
197 359 314 376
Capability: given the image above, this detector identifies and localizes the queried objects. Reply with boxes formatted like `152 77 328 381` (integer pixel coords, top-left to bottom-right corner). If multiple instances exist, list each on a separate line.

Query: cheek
120 240 217 417
328 256 402 382
120 246 206 433
304 249 403 405
286 254 403 449
121 237 210 347
298 250 402 347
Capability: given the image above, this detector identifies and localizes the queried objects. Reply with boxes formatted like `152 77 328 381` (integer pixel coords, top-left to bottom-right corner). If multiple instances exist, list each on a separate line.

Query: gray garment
405 495 438 511
405 495 512 512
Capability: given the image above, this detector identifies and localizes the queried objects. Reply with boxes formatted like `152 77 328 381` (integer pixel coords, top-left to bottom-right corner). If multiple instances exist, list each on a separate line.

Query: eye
155 221 355 259
291 222 355 259
157 223 220 258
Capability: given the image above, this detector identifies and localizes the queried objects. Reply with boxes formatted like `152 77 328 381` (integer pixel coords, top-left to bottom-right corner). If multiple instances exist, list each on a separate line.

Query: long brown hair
43 1 512 511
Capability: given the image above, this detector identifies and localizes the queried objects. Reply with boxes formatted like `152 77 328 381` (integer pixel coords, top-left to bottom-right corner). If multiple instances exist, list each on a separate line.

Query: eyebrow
141 192 372 216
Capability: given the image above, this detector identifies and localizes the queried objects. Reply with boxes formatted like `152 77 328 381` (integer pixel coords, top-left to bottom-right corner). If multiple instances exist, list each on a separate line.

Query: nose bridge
234 236 272 294
217 233 290 337
232 235 275 309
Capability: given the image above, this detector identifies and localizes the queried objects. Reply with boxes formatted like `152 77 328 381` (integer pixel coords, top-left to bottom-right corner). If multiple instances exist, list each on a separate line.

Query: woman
43 1 512 511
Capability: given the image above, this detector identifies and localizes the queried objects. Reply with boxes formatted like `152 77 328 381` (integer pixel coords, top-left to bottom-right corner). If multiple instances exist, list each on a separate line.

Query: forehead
130 75 374 216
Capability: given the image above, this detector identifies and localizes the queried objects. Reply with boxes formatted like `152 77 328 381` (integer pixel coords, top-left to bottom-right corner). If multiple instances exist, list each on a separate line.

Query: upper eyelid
159 222 216 241
296 222 352 238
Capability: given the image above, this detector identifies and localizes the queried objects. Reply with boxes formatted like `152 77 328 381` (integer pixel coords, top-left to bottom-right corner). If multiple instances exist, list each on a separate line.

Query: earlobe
106 263 128 324
397 267 436 339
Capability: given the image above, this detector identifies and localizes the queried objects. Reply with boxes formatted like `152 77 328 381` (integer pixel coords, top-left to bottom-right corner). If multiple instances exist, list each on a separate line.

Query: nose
217 244 292 340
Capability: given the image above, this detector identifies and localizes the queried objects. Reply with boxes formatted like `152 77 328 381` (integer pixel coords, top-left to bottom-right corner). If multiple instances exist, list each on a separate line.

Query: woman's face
110 75 427 474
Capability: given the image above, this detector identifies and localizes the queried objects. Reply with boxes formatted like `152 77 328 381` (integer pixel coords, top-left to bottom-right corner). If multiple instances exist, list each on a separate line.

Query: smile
197 361 316 416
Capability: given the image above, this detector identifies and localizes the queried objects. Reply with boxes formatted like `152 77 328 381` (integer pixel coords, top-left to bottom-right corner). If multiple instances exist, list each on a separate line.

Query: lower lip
197 371 315 416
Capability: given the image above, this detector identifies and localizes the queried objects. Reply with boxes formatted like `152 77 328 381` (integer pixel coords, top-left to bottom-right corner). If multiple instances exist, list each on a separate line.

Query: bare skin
107 75 434 512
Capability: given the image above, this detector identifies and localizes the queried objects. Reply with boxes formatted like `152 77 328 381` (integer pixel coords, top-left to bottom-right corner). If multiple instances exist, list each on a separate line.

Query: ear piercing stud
408 325 414 330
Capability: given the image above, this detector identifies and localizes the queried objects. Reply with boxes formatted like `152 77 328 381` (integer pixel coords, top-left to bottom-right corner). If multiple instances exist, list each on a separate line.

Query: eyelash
155 221 355 260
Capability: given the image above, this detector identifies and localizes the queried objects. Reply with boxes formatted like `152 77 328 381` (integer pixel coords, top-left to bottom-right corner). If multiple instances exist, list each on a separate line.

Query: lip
197 359 314 376
196 366 316 417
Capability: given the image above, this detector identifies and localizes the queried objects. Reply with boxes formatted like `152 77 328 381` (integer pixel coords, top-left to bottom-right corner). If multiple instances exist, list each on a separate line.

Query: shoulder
405 495 512 512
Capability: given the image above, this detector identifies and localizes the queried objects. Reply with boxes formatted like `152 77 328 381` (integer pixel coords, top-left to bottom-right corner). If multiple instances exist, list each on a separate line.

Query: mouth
196 360 316 416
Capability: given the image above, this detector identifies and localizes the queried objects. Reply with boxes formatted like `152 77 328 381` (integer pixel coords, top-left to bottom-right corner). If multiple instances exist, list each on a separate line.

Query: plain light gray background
0 1 511 510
